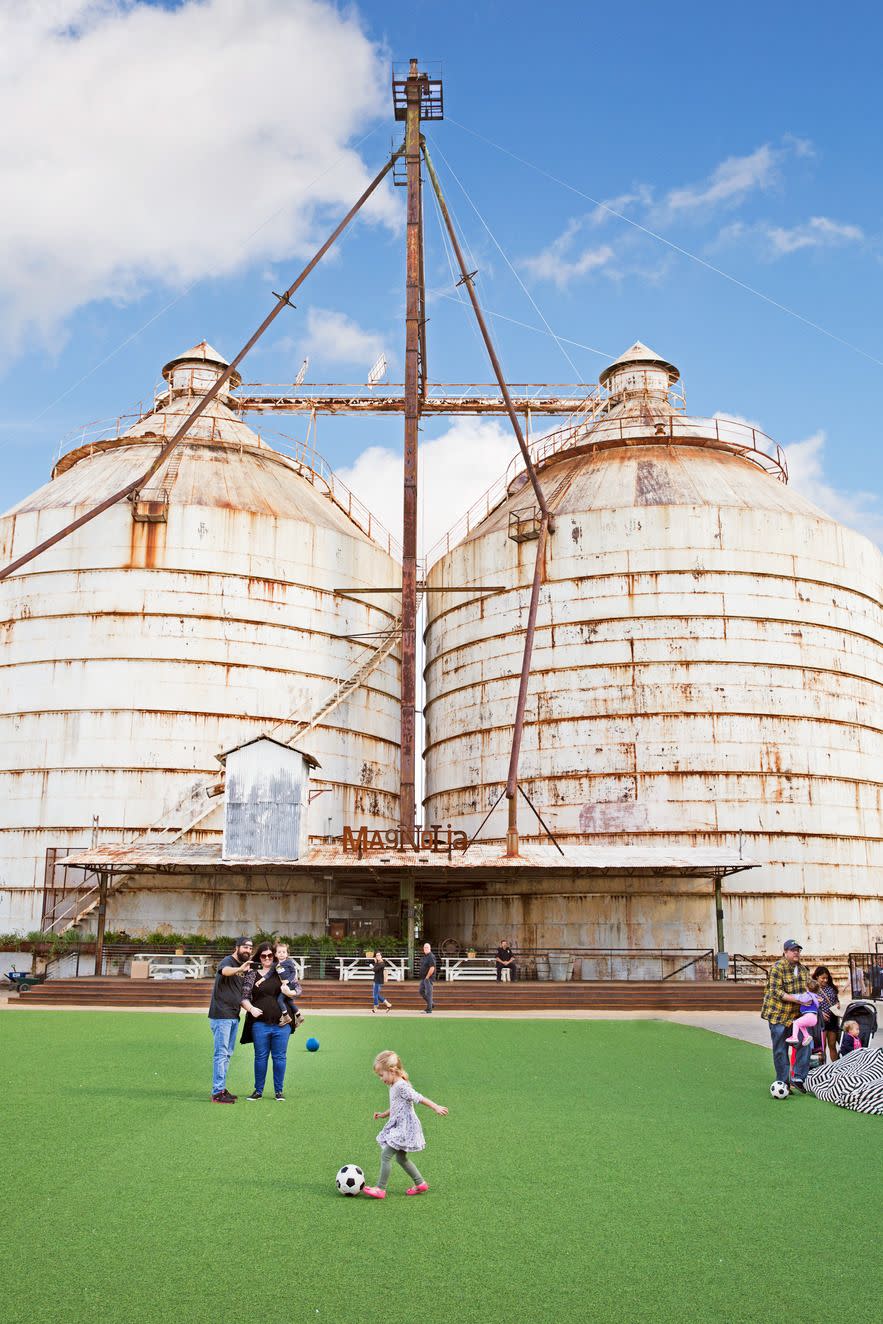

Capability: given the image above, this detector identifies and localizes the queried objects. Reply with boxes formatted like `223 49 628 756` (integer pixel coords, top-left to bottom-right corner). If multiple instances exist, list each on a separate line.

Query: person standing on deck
418 942 437 1015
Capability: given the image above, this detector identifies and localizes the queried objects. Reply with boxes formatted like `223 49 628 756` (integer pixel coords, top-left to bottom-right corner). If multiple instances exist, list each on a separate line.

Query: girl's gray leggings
378 1145 424 1189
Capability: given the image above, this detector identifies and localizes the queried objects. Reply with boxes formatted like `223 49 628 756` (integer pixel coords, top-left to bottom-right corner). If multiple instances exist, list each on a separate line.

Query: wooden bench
132 955 207 981
442 957 509 982
336 957 406 982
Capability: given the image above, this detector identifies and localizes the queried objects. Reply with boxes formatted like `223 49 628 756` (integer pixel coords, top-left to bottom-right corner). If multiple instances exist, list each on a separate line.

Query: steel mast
393 60 443 833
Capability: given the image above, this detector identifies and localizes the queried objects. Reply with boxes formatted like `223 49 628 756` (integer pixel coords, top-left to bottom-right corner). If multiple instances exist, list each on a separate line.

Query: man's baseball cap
783 939 803 951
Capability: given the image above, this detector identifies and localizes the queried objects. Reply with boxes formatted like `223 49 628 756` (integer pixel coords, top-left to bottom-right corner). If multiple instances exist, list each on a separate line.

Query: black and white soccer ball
769 1080 790 1100
336 1164 365 1195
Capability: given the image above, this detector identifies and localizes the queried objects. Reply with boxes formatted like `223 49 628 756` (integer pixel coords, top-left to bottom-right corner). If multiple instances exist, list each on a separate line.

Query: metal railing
847 954 883 1000
436 946 718 982
425 411 788 566
34 941 721 983
51 411 402 561
267 433 402 560
728 953 773 983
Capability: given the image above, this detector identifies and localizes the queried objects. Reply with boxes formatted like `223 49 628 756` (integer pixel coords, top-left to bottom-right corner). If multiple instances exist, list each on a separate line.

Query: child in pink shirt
785 978 822 1047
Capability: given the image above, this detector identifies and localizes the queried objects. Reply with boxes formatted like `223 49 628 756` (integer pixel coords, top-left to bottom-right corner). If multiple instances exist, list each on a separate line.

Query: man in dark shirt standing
495 940 516 982
418 942 437 1015
208 936 254 1103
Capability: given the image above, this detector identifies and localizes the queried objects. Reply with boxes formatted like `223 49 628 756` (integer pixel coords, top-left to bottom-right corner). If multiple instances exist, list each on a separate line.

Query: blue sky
2 0 882 549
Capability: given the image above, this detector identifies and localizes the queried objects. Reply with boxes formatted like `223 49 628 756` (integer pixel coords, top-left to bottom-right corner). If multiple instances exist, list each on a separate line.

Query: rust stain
128 516 167 569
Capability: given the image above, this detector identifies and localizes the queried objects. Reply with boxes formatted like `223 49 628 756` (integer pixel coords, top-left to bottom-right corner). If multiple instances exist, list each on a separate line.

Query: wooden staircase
15 978 763 1012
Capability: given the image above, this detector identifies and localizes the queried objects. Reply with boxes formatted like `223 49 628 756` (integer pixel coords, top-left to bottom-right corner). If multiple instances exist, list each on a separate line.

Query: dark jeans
768 1021 812 1083
419 977 434 1012
252 1021 291 1093
495 962 517 981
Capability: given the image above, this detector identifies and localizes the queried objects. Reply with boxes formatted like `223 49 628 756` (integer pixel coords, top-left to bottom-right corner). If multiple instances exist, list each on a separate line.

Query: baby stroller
838 999 878 1051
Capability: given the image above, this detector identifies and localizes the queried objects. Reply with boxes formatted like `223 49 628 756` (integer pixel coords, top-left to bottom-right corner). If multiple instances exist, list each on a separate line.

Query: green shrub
0 932 24 946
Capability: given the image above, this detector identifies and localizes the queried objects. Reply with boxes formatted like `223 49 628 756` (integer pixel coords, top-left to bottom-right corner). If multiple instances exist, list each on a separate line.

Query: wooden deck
14 977 763 1012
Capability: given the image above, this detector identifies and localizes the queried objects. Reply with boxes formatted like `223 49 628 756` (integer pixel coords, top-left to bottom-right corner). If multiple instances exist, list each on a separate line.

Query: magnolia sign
342 824 469 853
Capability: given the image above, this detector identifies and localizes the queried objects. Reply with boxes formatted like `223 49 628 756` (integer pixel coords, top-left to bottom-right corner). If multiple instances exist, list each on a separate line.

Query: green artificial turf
0 1012 879 1323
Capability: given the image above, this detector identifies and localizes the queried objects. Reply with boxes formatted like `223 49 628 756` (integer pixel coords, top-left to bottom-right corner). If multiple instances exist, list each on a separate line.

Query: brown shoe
279 1013 292 1026
211 1092 235 1104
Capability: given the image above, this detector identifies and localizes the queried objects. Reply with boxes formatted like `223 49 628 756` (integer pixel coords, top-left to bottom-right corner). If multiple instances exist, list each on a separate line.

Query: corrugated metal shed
222 737 315 860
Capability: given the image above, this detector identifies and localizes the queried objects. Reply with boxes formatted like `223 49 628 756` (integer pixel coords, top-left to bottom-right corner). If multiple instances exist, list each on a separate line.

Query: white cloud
586 186 654 226
0 0 396 351
519 137 813 289
712 409 765 431
338 418 520 553
766 216 864 255
302 307 387 370
661 145 780 217
520 217 615 290
784 432 883 545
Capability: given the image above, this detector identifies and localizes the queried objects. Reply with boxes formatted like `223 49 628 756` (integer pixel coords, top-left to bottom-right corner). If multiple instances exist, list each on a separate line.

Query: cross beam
234 385 592 415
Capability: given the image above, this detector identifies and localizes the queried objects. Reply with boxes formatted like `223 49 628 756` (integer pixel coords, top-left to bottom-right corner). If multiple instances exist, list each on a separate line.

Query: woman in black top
372 951 392 1014
812 965 841 1061
241 943 293 1100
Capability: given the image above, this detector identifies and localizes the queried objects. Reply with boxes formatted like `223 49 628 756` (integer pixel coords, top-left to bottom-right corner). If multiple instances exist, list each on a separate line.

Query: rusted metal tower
392 59 443 831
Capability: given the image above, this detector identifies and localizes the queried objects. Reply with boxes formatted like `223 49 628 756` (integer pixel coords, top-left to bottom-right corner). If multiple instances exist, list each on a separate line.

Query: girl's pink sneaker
405 1182 429 1195
363 1186 386 1199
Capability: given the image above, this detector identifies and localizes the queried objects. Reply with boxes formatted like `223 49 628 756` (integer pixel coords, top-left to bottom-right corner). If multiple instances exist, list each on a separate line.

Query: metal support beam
714 873 726 978
0 147 403 582
94 869 109 976
400 875 416 973
504 516 549 854
421 139 552 526
234 385 591 415
399 59 423 832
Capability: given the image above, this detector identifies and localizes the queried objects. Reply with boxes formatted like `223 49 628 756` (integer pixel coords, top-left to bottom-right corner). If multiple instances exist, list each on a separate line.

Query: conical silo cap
599 341 679 390
161 340 242 391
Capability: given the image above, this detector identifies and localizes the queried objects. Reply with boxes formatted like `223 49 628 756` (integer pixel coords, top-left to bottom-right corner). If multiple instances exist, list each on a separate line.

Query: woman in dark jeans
241 943 293 1100
813 965 841 1062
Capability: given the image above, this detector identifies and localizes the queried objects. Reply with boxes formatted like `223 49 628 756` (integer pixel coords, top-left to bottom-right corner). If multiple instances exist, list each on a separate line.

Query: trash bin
535 955 550 981
547 955 574 981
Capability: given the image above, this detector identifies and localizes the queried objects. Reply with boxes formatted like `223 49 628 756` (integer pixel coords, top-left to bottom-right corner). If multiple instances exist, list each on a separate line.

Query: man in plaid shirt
761 939 811 1093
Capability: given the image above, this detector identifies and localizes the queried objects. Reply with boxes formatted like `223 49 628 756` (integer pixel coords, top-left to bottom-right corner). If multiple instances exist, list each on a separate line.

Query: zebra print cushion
806 1047 883 1115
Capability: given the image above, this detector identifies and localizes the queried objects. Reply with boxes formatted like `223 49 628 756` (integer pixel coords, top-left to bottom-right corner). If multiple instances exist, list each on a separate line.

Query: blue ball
306 1037 320 1052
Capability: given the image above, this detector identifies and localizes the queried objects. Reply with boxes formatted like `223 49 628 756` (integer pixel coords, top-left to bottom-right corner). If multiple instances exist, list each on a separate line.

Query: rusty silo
423 342 883 954
0 342 401 932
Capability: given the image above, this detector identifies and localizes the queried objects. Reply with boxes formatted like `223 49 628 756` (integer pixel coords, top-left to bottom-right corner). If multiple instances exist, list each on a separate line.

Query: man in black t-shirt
208 936 254 1103
495 940 516 982
418 942 437 1014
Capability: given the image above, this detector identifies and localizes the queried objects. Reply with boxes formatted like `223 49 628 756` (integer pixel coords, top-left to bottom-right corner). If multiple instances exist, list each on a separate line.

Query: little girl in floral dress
363 1050 448 1199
